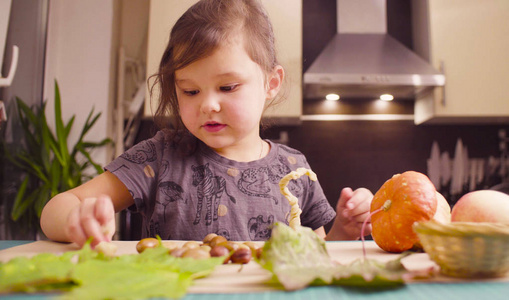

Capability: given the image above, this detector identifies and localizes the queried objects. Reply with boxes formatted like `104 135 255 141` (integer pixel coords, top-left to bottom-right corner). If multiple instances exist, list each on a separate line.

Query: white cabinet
412 0 509 124
145 0 302 124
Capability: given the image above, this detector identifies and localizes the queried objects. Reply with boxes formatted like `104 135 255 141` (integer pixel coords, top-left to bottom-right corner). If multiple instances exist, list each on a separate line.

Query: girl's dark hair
148 0 282 138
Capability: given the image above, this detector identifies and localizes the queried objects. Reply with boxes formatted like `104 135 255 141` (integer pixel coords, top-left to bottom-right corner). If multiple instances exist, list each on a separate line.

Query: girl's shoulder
147 129 199 155
271 142 305 157
267 141 310 168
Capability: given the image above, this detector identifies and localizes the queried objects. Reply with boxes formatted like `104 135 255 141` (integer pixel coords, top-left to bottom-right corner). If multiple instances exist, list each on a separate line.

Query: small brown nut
161 241 179 251
210 245 231 264
255 247 263 259
203 233 218 244
242 242 258 252
136 238 159 253
237 243 250 250
182 241 201 249
217 241 240 252
182 248 211 260
209 235 227 247
200 245 212 252
210 245 230 257
230 248 252 264
170 247 186 257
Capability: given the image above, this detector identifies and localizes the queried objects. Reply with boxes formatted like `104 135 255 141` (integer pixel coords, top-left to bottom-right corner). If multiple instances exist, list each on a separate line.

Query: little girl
40 0 373 247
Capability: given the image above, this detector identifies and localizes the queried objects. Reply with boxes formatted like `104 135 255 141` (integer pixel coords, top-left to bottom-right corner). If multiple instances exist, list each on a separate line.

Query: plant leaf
0 242 225 299
7 80 110 229
10 177 31 221
34 186 52 218
257 223 411 290
53 81 72 176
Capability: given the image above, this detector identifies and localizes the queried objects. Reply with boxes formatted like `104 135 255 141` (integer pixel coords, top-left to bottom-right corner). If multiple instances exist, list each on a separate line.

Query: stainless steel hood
303 0 445 100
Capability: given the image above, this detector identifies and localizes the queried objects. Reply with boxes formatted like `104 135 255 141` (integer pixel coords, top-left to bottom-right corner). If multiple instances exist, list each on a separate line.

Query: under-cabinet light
325 93 340 101
380 94 394 101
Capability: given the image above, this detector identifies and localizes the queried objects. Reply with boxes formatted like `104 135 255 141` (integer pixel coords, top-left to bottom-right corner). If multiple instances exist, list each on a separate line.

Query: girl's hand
326 187 373 240
65 195 116 247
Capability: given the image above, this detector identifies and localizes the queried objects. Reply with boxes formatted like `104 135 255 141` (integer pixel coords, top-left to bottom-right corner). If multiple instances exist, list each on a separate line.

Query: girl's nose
200 92 221 114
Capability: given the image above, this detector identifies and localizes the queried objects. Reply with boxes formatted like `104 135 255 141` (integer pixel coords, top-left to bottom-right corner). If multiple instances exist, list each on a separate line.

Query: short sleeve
105 132 165 217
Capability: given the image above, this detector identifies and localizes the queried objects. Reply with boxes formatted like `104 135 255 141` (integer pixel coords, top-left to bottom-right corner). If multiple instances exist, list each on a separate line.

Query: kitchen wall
43 0 118 166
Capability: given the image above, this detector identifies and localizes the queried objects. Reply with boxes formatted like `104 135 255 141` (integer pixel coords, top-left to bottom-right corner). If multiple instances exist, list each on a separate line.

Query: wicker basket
413 221 509 278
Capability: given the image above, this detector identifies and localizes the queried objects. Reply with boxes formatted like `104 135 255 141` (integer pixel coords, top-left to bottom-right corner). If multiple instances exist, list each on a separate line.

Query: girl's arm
40 171 134 247
314 227 326 239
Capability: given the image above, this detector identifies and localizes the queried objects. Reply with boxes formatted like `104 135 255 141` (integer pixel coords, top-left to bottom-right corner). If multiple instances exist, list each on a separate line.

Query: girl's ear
265 65 284 100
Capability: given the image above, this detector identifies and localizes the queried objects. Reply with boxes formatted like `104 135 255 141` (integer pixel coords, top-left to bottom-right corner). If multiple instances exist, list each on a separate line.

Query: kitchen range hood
304 0 445 100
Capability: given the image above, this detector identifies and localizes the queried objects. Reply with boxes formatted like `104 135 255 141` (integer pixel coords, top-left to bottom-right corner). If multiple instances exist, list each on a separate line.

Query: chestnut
230 248 252 264
136 238 159 253
202 233 218 244
209 235 227 247
182 248 211 260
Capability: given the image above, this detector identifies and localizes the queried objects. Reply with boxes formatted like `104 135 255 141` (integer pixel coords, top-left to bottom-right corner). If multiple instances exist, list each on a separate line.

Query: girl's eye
220 84 238 92
183 90 199 96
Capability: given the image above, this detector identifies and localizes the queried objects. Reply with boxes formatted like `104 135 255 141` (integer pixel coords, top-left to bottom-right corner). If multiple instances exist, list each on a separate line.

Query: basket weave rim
413 221 509 238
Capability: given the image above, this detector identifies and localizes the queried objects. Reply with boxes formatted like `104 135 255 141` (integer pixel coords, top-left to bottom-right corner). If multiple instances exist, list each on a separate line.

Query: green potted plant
3 81 112 236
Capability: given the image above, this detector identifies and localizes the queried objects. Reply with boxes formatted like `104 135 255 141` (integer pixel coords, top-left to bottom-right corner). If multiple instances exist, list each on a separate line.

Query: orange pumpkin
370 171 437 253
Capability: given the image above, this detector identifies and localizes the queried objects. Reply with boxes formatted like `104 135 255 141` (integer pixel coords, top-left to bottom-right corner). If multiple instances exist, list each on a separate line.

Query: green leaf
10 177 31 221
76 144 104 174
53 82 72 174
34 186 52 218
65 260 191 300
258 223 410 290
257 222 336 290
0 253 76 293
0 242 225 299
64 115 76 139
330 253 410 287
15 153 49 184
6 80 110 230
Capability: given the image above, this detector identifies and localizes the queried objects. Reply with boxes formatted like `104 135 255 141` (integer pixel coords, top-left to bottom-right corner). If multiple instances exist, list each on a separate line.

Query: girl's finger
80 198 107 246
352 211 371 224
94 195 115 226
94 196 116 241
66 206 88 247
348 198 371 218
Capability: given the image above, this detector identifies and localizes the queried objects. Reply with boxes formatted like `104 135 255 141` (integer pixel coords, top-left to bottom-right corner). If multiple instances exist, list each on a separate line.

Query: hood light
380 94 394 101
326 93 340 101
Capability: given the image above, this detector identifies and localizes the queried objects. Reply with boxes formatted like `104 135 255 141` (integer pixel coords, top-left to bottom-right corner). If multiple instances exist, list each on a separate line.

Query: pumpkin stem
382 199 392 211
360 201 390 260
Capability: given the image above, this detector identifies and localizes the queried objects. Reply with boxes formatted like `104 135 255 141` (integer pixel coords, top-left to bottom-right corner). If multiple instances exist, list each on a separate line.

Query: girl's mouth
202 122 226 133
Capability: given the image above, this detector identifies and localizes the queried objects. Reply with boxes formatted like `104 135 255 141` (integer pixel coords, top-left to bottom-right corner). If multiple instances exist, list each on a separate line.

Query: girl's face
175 36 282 161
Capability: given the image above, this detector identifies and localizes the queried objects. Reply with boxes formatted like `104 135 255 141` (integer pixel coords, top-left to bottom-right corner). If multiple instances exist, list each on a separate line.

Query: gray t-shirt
106 131 335 241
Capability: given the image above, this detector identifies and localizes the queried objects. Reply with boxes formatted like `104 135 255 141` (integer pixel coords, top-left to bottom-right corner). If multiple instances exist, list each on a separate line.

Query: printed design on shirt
217 204 228 217
149 219 161 239
109 164 130 173
154 159 189 223
160 159 170 177
309 198 336 223
120 140 157 164
215 228 231 240
144 165 155 178
192 163 237 226
227 167 239 177
157 181 186 222
248 215 274 240
237 155 304 205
